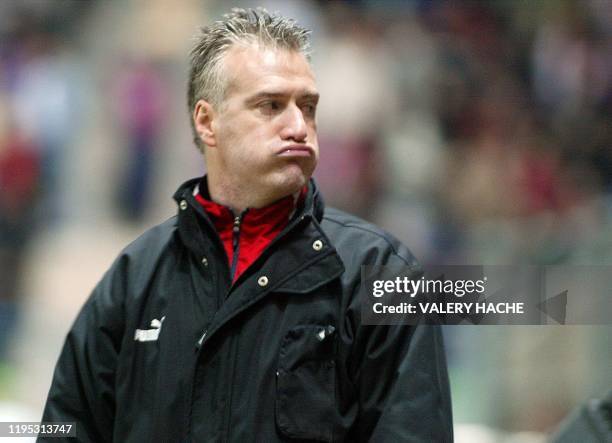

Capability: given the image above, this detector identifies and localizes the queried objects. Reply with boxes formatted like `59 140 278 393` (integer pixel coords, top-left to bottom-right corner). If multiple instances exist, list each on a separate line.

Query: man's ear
193 99 217 148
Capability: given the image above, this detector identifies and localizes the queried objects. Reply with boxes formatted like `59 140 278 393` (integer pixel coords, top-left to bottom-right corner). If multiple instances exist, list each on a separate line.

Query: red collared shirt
196 186 306 282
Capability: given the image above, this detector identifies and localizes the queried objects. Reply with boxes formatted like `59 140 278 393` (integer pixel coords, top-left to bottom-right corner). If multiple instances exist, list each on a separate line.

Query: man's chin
268 170 310 198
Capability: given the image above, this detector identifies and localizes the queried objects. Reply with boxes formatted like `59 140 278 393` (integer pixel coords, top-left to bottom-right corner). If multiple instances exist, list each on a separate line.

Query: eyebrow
245 90 320 105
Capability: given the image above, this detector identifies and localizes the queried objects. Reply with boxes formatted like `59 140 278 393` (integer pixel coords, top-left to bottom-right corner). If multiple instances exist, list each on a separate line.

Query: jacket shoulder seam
322 215 414 266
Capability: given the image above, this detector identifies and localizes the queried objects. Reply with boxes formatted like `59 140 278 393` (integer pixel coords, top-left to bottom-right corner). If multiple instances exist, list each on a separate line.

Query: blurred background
0 0 610 441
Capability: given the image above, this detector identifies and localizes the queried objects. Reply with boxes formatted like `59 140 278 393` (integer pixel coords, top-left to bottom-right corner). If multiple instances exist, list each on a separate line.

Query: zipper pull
230 211 246 282
232 216 241 249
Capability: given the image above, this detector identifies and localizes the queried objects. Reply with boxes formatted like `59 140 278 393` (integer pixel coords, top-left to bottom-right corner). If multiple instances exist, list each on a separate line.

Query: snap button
201 257 208 267
257 276 269 287
179 200 188 210
312 239 323 251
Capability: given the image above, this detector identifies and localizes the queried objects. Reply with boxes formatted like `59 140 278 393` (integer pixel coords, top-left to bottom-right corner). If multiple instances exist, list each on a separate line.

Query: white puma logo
134 316 165 342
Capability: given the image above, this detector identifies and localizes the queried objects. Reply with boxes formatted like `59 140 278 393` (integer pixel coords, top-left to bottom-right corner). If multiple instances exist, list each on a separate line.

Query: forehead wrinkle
242 72 318 99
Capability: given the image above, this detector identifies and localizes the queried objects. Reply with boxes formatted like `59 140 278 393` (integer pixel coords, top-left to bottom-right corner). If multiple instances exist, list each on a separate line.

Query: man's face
203 44 319 201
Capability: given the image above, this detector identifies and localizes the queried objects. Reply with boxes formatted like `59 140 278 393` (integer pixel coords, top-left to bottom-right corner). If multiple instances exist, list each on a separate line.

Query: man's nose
280 104 307 142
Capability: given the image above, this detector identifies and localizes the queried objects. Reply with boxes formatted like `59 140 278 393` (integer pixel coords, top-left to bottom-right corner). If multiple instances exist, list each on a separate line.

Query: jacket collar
172 175 326 224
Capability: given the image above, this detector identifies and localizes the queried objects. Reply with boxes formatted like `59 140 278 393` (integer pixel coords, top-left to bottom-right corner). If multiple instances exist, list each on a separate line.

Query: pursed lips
277 145 314 157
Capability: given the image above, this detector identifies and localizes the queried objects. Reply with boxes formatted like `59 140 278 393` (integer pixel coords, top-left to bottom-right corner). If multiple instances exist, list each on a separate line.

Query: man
40 8 452 442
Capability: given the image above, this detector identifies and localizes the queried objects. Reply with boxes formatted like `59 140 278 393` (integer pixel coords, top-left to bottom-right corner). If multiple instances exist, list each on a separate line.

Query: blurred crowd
311 0 612 267
0 0 610 438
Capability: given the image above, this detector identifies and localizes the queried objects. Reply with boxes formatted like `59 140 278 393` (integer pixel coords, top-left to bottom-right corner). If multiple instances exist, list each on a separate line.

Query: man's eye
302 104 316 117
260 101 281 113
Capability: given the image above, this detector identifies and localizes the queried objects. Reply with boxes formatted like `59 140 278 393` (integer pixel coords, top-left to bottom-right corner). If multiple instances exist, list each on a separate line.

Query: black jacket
40 178 453 442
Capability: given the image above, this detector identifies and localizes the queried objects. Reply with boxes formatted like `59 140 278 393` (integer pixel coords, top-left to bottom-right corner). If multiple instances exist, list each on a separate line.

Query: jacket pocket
276 324 337 442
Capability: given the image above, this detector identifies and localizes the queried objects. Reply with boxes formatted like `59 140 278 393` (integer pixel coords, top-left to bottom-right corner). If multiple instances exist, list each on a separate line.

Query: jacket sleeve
38 257 126 443
346 254 453 442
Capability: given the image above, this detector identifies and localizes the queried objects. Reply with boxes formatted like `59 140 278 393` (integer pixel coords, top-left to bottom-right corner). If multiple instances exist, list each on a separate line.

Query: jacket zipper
229 212 245 281
224 212 244 441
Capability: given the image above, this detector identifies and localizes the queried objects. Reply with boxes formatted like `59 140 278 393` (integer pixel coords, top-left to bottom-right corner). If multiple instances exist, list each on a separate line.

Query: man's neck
206 176 298 214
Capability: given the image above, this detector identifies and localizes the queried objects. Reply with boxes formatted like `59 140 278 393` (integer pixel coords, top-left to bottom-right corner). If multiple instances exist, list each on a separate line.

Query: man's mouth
277 145 314 157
